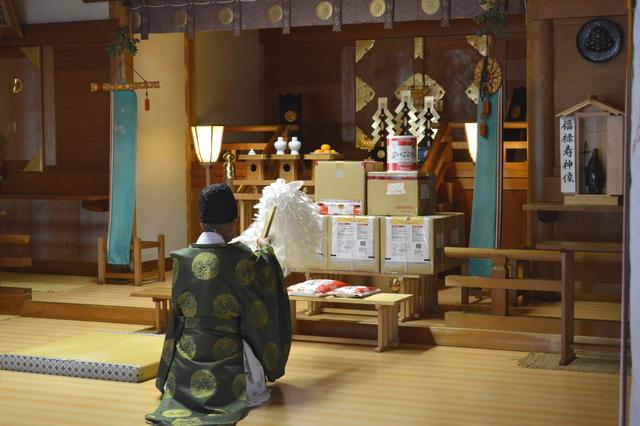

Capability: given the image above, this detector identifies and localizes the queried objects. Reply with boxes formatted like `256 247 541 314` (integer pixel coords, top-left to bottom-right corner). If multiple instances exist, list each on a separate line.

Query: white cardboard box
327 215 379 273
380 216 445 275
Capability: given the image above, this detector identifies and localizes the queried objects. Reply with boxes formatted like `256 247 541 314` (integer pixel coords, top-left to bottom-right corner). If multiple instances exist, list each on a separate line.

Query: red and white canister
387 135 417 172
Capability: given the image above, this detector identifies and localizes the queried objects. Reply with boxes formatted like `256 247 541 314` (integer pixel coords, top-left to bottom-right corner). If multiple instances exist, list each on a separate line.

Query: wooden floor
0 316 622 426
0 272 622 322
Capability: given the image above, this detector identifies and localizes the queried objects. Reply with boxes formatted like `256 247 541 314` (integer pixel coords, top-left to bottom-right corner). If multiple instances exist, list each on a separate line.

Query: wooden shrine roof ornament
555 95 624 118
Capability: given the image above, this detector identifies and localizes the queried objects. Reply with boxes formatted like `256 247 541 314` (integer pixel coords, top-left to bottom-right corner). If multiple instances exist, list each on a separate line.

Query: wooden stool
97 234 165 286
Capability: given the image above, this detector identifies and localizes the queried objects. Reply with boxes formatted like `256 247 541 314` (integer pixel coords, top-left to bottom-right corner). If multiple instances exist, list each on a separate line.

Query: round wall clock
576 18 623 63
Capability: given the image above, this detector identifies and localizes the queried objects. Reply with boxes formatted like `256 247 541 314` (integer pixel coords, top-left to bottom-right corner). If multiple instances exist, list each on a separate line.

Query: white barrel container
387 135 417 171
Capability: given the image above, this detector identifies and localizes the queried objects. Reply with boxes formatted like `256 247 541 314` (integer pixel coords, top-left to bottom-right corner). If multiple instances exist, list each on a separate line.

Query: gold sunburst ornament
218 7 234 25
474 57 502 95
369 0 386 17
267 5 284 23
421 0 441 15
316 1 333 20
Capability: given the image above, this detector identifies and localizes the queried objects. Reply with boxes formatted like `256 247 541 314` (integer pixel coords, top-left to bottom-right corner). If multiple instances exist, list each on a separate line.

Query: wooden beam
444 311 621 339
445 275 561 292
0 234 30 244
0 257 32 268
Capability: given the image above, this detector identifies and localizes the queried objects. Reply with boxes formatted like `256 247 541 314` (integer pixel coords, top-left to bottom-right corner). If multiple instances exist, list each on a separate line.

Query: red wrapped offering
328 286 381 298
287 279 349 297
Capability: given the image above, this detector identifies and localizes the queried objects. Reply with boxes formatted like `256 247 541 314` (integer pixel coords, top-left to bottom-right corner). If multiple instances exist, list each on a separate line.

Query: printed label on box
385 218 430 263
386 182 406 195
331 217 374 261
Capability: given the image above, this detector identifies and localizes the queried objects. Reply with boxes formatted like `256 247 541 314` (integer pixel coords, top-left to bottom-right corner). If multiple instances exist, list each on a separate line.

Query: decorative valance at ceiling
129 0 526 38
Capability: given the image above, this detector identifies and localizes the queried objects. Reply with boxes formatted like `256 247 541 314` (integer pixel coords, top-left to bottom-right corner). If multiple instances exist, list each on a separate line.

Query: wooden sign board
559 116 577 194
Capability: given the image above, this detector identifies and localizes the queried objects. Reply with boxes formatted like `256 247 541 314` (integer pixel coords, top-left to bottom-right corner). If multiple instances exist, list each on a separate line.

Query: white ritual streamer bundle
232 179 322 276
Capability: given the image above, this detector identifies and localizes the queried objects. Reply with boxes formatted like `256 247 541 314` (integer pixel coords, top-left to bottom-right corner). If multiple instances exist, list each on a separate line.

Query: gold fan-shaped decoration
473 57 502 96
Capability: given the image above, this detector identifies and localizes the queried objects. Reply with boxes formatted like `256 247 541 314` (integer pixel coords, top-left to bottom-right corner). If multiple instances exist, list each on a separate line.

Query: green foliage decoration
473 0 508 38
106 26 140 58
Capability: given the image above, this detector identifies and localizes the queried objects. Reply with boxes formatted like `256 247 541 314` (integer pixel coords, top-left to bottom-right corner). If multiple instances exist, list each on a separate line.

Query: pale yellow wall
135 33 188 259
195 30 263 132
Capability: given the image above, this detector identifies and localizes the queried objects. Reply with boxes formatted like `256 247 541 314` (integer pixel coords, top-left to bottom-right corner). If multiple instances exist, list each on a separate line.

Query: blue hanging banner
468 88 503 276
107 90 137 265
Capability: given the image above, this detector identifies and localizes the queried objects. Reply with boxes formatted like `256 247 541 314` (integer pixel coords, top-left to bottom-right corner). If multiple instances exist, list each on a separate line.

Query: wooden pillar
560 250 575 365
526 14 554 248
491 255 509 315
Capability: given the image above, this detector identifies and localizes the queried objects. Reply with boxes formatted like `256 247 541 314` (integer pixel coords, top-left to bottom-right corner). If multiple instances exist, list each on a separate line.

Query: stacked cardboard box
327 215 379 273
367 171 436 217
315 161 384 215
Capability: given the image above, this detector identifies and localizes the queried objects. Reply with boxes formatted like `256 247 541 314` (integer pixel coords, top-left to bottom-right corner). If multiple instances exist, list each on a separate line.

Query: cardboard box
367 172 436 217
315 161 384 215
296 215 328 270
380 216 445 275
327 215 379 273
436 212 465 271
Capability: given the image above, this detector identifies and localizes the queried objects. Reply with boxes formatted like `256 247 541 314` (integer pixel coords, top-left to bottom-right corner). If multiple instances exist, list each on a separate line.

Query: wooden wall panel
0 20 112 275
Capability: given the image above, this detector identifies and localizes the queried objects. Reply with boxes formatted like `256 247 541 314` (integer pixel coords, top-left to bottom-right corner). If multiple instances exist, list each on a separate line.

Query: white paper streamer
232 179 322 276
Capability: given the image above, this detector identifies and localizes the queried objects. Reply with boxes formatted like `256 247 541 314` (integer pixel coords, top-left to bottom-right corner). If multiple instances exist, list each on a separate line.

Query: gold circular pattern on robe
173 10 188 28
263 342 279 371
235 258 256 286
190 369 217 399
164 372 176 399
212 337 239 359
161 338 174 365
250 299 269 328
267 4 284 23
218 7 234 25
258 264 277 292
131 12 142 29
162 409 192 418
171 417 204 426
421 0 441 15
172 258 180 284
232 373 247 399
206 408 228 417
213 293 240 320
315 1 333 21
368 0 386 18
177 335 197 360
191 252 220 280
177 292 197 318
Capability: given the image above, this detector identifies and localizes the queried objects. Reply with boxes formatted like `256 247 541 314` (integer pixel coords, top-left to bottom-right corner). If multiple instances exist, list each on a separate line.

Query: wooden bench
289 293 414 352
130 285 171 332
444 247 576 365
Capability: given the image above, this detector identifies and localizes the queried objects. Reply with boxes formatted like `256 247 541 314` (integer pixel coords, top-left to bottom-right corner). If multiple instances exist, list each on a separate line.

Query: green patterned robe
145 242 292 425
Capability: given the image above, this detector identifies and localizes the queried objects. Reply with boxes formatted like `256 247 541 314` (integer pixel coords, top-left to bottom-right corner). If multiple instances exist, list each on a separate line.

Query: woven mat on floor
0 282 88 293
0 315 18 321
518 352 624 374
0 331 163 382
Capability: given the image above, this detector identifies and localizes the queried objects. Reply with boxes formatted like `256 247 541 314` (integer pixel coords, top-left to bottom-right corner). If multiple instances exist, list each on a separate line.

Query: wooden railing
444 246 576 365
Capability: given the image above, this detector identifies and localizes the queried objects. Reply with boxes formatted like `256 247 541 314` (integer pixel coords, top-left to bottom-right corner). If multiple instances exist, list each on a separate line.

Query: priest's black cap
199 183 238 225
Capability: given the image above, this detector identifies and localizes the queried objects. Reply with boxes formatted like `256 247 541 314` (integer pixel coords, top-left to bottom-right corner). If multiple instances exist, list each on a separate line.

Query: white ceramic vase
288 136 302 155
274 137 287 155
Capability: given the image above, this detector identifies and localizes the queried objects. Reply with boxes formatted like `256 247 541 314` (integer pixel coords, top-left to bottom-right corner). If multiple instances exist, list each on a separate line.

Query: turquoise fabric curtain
468 89 503 276
107 90 137 265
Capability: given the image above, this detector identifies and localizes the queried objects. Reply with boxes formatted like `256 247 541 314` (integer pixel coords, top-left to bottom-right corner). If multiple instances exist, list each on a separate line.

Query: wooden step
0 287 31 302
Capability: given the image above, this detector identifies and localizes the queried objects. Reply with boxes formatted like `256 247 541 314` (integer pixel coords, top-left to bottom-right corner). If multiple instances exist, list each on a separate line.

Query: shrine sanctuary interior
0 0 638 425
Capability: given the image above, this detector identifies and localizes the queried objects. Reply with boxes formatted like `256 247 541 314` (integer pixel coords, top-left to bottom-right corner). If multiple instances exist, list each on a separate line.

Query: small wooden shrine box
556 96 624 199
238 154 270 180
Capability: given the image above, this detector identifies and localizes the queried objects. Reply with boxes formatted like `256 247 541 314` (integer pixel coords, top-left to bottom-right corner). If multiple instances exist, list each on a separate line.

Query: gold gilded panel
355 77 375 112
356 126 374 150
355 40 375 63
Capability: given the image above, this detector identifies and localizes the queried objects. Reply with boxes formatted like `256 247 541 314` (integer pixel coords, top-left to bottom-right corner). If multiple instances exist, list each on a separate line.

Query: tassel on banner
384 0 395 30
440 0 450 27
145 90 150 111
332 0 342 32
282 0 291 34
233 0 241 37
